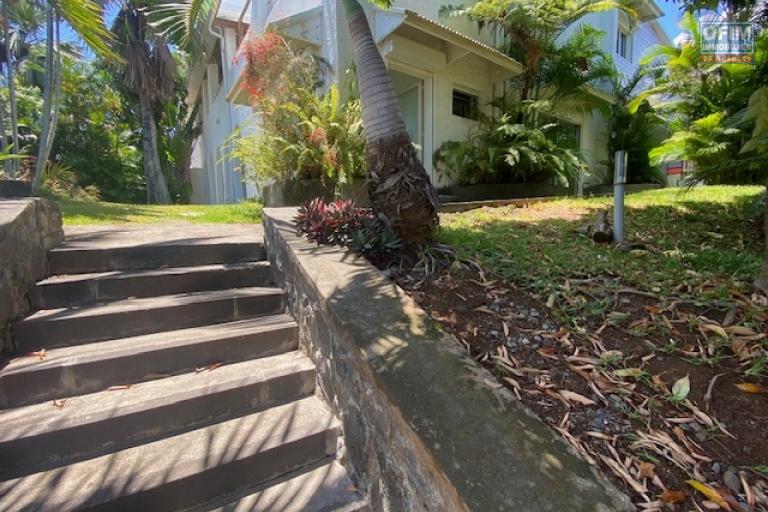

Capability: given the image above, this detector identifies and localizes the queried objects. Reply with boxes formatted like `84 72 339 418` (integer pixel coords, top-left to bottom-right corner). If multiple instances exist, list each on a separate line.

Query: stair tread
19 287 284 323
2 314 296 377
57 224 264 251
0 396 337 512
0 351 314 443
203 462 368 512
37 261 271 285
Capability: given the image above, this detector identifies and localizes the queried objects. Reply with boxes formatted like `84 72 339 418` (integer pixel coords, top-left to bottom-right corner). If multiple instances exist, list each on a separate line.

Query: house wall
238 0 667 196
196 25 254 204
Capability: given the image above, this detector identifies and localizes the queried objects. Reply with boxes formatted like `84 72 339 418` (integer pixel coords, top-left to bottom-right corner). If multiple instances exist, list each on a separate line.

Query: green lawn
441 185 765 318
58 199 264 225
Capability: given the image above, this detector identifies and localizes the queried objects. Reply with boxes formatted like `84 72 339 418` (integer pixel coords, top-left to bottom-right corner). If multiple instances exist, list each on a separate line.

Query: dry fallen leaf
558 389 596 406
537 346 559 360
671 375 691 402
107 384 133 391
735 382 768 394
637 461 656 479
28 349 47 361
52 399 67 409
195 362 223 373
687 480 732 511
660 490 687 503
701 324 728 339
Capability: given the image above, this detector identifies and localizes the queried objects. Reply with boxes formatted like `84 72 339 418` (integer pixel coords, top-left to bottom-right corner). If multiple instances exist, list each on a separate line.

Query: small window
452 89 479 120
617 28 631 60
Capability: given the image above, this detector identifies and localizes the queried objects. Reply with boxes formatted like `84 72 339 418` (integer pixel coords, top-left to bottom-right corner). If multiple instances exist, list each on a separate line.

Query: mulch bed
390 261 768 511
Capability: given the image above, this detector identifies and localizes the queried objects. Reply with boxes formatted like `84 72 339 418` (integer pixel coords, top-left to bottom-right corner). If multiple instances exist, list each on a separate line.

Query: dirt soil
392 263 768 512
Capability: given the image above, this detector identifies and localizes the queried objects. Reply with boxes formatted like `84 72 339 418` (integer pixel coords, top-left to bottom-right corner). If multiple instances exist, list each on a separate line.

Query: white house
187 0 672 203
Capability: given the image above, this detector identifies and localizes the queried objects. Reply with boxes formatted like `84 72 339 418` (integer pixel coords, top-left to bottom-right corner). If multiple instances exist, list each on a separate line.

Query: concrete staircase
0 227 367 512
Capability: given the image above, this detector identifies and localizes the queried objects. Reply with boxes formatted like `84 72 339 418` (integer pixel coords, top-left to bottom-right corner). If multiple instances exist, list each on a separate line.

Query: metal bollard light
613 151 628 243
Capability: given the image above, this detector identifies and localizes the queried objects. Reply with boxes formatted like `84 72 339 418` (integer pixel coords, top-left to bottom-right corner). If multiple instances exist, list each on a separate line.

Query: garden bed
389 186 768 511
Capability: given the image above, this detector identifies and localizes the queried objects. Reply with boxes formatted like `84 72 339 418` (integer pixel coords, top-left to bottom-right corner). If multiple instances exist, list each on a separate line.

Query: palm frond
51 0 120 61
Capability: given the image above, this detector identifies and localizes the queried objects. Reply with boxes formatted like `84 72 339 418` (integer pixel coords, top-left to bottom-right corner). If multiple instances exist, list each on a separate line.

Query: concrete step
200 462 369 512
0 352 316 479
32 262 273 309
13 287 286 353
0 314 298 408
49 241 266 275
0 396 339 512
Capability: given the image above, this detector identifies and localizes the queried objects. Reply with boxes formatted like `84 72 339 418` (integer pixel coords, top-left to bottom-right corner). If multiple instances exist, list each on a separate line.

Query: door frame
387 60 435 183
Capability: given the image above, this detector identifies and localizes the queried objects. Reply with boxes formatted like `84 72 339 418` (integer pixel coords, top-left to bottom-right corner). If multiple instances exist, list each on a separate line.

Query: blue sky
658 2 686 39
62 2 687 55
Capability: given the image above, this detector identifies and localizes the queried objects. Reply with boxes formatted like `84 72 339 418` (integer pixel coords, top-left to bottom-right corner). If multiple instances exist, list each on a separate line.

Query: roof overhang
382 10 523 80
632 0 664 22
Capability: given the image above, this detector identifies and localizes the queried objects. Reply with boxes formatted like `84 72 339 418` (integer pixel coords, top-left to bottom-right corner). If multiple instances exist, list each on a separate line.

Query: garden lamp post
613 150 627 243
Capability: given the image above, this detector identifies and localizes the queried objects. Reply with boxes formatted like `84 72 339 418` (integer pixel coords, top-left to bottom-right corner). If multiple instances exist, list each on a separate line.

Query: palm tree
113 3 173 204
2 1 20 176
446 0 635 110
31 0 116 192
340 0 439 245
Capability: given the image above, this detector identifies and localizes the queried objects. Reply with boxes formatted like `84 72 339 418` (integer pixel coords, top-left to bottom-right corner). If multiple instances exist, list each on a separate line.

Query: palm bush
605 71 667 185
435 107 585 186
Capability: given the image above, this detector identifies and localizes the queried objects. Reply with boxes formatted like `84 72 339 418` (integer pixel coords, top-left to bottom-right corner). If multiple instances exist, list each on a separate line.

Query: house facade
187 0 671 203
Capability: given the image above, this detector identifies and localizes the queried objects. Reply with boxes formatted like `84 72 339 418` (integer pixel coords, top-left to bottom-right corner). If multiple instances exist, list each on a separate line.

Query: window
452 89 479 120
557 120 582 151
617 28 632 60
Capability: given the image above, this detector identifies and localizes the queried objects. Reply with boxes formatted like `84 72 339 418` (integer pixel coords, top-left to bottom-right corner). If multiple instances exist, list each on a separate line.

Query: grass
441 185 765 315
58 199 264 225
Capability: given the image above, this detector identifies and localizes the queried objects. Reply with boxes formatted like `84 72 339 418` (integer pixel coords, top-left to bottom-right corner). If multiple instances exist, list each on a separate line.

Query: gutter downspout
207 0 241 203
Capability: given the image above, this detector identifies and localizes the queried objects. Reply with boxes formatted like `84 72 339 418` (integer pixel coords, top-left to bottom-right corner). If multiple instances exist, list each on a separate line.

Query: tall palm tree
31 0 117 192
2 1 21 176
341 0 439 245
113 3 173 204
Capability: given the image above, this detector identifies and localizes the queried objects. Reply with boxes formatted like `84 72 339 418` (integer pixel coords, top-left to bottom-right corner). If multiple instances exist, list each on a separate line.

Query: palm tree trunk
43 16 62 164
2 0 20 177
32 3 55 193
138 92 171 204
0 93 8 165
341 0 438 245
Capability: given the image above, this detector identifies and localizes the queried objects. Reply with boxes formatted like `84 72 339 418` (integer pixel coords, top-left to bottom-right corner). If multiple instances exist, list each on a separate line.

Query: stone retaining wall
0 199 63 353
263 208 632 512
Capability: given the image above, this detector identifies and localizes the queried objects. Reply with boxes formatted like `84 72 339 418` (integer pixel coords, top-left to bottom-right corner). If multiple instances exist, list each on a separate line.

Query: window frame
452 88 480 120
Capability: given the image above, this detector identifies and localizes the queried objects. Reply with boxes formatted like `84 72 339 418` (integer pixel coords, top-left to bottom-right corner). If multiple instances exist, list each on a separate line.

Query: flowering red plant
235 31 288 102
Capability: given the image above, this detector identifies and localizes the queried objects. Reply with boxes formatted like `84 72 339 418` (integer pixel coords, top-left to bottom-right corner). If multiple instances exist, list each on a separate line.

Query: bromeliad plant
295 197 400 257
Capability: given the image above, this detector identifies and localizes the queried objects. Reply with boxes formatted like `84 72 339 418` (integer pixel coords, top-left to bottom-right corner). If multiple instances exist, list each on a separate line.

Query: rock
695 431 708 443
723 467 741 494
591 408 610 432
519 337 531 346
529 310 540 317
711 462 722 476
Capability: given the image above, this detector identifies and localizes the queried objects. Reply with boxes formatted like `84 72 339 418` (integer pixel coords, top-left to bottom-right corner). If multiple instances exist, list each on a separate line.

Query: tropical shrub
38 162 101 200
230 33 365 191
52 62 145 202
434 108 586 186
295 198 400 256
637 13 767 186
605 71 667 185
